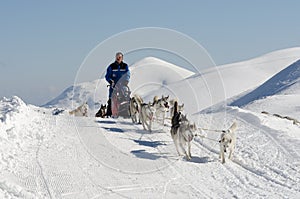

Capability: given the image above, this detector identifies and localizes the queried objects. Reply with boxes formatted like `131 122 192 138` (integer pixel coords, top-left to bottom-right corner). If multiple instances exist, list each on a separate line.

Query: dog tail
173 101 178 117
134 94 143 104
228 121 238 133
153 96 158 105
171 101 181 129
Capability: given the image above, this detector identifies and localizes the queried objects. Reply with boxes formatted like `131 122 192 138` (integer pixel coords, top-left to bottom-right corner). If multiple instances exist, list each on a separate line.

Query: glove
109 80 115 87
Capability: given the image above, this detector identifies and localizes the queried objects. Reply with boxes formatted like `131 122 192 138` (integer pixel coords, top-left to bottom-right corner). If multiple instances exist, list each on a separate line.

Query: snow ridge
231 59 300 107
0 96 28 123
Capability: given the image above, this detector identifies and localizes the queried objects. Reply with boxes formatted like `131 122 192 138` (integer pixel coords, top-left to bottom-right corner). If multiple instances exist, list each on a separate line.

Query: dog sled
111 84 131 118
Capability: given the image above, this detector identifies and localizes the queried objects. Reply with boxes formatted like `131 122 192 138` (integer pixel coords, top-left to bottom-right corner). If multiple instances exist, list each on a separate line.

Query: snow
1 47 300 198
231 59 300 107
44 57 194 111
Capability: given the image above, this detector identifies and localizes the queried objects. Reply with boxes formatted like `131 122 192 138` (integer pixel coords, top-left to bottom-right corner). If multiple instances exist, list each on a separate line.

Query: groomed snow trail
1 97 300 198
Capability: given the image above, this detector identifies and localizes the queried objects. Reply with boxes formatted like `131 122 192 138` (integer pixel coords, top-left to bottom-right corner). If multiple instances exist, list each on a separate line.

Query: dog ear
229 139 232 143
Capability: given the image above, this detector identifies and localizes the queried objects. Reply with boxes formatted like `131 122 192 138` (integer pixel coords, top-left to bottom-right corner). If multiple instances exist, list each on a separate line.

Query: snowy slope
1 48 300 198
43 79 108 111
231 59 300 107
45 47 300 114
1 96 300 198
44 57 194 110
146 47 300 114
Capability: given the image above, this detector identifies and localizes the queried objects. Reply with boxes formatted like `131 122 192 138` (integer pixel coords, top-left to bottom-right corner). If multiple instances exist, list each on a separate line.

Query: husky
69 102 88 117
129 94 143 124
140 102 155 132
152 95 169 125
170 101 197 160
95 104 107 118
219 122 238 164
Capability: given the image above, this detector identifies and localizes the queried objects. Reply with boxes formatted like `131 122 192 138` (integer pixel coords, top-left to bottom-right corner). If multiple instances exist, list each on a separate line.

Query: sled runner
111 84 131 118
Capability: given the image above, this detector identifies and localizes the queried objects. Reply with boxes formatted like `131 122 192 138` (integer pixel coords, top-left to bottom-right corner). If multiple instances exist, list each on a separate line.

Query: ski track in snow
1 104 300 198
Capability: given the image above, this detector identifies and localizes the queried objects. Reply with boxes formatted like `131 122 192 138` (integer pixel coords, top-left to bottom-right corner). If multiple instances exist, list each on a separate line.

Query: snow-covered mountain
1 48 300 198
44 57 195 110
231 59 300 107
45 48 300 114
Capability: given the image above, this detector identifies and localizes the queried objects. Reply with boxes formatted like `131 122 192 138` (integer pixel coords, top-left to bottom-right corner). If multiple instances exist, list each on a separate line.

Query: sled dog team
129 94 237 163
69 95 237 163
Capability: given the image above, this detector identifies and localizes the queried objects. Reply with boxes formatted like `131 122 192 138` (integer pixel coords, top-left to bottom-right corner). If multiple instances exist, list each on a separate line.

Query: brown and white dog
69 102 88 117
219 122 238 163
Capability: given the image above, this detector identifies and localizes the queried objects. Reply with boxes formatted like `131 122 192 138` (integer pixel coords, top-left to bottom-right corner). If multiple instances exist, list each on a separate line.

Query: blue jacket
105 61 130 85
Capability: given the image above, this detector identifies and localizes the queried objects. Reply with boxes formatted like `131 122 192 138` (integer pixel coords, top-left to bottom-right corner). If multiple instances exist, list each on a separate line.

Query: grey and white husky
152 95 169 125
129 94 143 124
170 101 196 160
219 122 237 164
140 102 155 132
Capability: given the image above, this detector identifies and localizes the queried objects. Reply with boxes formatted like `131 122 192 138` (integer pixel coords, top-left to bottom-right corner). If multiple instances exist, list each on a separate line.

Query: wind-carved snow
231 59 300 107
1 48 300 198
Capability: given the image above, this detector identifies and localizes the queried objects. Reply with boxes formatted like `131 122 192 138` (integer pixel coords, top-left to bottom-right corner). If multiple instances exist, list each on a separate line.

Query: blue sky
1 0 299 105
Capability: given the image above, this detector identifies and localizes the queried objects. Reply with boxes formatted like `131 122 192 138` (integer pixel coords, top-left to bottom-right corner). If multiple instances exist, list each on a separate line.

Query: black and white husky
152 95 169 125
219 122 238 164
129 94 143 124
95 104 107 118
170 101 196 160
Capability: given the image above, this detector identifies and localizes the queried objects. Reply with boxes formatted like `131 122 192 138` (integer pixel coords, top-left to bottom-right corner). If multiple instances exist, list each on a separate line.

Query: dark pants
106 99 112 117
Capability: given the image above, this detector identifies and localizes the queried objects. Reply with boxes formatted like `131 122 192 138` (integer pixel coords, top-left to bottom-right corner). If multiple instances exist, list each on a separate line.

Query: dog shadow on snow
130 139 169 160
95 120 116 124
101 127 124 133
188 156 212 164
131 150 169 160
131 149 212 163
130 139 212 163
132 139 167 147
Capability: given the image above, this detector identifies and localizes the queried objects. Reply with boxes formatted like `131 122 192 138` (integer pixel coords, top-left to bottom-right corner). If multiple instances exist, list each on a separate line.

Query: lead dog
219 122 238 164
69 102 88 117
170 101 196 160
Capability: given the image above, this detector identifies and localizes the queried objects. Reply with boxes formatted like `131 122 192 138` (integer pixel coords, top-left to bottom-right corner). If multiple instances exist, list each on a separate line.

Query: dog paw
186 156 192 161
